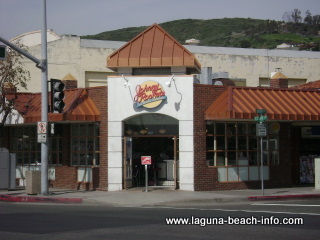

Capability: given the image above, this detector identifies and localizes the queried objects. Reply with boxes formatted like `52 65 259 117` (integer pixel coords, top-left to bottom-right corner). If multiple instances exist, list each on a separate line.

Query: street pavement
0 186 319 206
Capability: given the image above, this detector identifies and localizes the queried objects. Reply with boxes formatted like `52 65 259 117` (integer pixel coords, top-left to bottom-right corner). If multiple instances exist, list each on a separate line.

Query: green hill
81 18 320 50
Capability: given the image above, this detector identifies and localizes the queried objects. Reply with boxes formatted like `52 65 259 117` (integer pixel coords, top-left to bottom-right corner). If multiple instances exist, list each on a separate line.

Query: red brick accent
62 80 78 90
52 166 78 189
4 86 17 94
87 86 108 190
193 84 292 191
51 166 101 190
270 78 288 88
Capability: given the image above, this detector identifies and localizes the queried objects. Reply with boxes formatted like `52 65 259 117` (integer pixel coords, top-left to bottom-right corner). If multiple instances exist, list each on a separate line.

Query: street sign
0 45 5 60
37 121 47 143
254 115 268 122
141 156 152 192
254 109 268 123
37 133 47 143
37 121 47 134
256 123 267 136
141 156 152 165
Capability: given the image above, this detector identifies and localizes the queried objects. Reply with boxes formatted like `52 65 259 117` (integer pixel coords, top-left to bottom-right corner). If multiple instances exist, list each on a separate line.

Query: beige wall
21 36 116 92
191 48 320 87
19 36 320 92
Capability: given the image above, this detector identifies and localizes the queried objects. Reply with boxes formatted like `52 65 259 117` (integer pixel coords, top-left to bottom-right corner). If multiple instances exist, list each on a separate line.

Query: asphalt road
0 199 319 240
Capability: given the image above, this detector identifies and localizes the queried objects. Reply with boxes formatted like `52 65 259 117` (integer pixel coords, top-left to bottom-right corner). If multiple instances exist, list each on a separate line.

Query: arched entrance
123 114 179 189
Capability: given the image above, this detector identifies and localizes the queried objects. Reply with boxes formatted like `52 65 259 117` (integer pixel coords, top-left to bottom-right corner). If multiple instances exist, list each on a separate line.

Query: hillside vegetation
82 17 320 50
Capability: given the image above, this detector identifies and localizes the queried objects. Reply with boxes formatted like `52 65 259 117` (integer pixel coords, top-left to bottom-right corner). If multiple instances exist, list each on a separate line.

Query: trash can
25 170 41 195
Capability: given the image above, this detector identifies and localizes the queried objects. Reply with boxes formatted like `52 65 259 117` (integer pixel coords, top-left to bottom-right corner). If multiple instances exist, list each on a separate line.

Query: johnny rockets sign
134 81 167 108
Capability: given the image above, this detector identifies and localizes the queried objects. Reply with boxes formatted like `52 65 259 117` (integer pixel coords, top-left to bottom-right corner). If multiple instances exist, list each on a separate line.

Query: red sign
134 81 166 108
141 156 152 165
37 121 47 134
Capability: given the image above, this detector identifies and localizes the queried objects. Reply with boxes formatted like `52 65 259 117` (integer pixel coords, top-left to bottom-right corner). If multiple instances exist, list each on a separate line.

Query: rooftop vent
185 38 200 45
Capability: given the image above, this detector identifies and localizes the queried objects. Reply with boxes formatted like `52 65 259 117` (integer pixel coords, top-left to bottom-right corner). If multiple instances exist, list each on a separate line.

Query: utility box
9 153 16 189
0 148 9 189
26 170 41 195
315 158 320 190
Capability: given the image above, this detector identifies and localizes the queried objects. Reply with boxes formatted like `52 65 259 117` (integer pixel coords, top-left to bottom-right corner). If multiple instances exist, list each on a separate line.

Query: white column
178 120 194 191
108 121 123 191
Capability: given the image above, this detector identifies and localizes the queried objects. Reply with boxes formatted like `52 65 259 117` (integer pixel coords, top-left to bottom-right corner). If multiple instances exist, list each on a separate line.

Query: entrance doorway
124 136 179 189
123 114 179 189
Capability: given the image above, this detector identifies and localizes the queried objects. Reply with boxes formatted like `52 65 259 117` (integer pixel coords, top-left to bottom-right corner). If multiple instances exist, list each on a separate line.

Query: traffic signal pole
40 0 49 195
0 37 44 69
0 0 49 195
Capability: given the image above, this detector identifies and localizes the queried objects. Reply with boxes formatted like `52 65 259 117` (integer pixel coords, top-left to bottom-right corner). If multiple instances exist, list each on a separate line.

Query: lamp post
254 109 268 195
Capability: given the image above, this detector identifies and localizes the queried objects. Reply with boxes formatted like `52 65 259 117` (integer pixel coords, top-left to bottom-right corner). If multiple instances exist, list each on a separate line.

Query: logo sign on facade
141 156 152 165
134 81 166 108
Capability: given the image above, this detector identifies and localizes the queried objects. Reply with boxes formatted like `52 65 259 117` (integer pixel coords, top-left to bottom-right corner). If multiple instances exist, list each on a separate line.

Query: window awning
205 87 320 121
19 89 100 123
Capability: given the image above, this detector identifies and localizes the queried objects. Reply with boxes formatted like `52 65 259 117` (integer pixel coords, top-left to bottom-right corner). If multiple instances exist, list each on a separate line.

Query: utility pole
0 0 49 195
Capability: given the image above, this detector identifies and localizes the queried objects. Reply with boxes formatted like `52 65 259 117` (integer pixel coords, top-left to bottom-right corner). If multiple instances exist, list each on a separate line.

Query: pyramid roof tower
62 73 77 81
107 24 201 74
271 71 288 80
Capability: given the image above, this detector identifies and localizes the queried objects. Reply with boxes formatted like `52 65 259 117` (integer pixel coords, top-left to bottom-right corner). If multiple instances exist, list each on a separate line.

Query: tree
304 10 313 25
282 11 293 23
282 9 303 23
312 15 320 25
291 9 302 24
0 41 30 128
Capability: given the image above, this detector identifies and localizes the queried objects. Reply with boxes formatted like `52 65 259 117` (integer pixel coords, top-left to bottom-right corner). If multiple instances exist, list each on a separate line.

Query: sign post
254 109 268 195
141 156 152 192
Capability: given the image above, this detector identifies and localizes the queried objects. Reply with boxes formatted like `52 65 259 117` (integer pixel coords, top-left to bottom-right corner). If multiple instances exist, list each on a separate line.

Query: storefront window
10 126 40 165
71 123 100 166
10 125 63 166
206 122 279 182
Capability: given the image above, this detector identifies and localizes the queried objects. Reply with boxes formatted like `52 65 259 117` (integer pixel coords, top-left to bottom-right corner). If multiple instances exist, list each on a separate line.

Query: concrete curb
248 194 320 201
0 194 82 204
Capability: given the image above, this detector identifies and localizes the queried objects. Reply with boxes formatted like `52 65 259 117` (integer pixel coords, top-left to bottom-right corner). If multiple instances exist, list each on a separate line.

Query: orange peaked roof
107 24 201 73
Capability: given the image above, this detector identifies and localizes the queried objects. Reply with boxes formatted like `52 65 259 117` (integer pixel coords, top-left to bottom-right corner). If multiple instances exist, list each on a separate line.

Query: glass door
123 137 132 189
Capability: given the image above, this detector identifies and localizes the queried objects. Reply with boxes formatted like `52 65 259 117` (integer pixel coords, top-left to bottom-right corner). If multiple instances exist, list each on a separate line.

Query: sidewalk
1 186 319 206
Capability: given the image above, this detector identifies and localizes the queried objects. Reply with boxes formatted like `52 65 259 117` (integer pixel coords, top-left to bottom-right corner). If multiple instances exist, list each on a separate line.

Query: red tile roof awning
291 79 320 90
22 88 100 123
205 87 320 121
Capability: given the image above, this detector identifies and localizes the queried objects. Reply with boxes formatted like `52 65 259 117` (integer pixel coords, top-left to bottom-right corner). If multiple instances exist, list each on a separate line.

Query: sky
1 0 319 40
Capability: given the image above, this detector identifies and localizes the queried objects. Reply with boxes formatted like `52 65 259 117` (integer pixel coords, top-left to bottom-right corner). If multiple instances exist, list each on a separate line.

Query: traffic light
50 79 65 113
0 45 6 60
